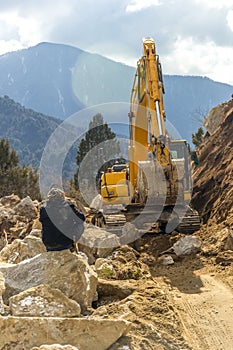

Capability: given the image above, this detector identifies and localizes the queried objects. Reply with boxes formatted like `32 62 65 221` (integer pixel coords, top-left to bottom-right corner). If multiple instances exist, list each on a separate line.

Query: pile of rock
0 194 38 249
0 194 131 350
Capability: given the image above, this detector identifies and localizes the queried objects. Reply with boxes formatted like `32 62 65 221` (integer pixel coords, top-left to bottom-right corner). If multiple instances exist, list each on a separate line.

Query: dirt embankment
192 102 233 224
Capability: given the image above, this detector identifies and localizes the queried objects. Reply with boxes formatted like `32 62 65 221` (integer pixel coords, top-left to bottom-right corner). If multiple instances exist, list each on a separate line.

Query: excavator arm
129 37 171 194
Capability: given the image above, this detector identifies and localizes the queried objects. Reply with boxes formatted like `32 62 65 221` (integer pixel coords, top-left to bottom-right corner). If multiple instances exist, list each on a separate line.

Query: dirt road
164 273 233 350
93 231 233 350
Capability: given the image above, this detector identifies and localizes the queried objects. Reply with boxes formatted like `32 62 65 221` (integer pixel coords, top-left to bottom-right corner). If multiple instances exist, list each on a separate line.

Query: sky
0 0 233 85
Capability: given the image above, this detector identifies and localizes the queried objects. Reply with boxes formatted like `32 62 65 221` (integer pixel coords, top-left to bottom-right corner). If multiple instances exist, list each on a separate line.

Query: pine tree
0 138 40 199
74 113 120 192
192 127 204 147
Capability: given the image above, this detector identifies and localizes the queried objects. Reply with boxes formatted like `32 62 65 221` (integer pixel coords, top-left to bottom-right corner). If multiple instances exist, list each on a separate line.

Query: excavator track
102 205 126 234
90 204 200 235
177 207 201 234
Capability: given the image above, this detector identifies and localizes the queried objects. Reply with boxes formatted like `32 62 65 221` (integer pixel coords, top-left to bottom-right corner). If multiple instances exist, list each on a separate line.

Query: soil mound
192 100 233 224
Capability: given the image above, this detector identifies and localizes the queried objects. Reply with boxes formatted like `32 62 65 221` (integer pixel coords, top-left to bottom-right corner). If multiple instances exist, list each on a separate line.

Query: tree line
0 113 120 202
0 138 40 200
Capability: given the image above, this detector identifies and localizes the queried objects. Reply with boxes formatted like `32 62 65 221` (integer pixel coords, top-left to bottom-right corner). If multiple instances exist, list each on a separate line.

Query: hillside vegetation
0 95 61 169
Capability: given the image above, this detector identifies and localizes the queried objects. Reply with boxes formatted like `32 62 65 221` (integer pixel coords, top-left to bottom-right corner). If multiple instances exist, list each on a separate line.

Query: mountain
0 42 233 143
163 75 233 140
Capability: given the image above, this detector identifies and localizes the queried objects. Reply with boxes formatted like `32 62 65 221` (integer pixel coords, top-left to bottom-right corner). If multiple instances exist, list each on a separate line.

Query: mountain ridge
0 42 233 143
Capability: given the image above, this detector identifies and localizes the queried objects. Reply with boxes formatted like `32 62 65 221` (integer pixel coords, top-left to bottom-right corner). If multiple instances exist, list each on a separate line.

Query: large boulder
78 224 120 264
9 284 81 317
0 235 46 264
0 250 97 312
14 196 38 221
0 316 131 350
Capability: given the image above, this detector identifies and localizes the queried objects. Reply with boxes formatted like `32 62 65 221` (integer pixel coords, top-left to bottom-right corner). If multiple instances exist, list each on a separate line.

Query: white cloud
0 11 43 48
227 10 233 31
0 40 24 55
0 0 233 86
163 36 233 85
0 4 73 49
126 0 161 12
194 0 233 9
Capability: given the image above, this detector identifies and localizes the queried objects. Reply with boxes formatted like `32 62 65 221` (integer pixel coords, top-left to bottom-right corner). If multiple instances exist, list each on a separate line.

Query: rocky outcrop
0 316 131 350
0 194 21 207
0 250 97 312
9 284 81 317
204 98 233 134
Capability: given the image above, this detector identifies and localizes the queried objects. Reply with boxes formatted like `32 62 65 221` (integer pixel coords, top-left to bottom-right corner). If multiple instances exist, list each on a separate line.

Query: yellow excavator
100 37 200 233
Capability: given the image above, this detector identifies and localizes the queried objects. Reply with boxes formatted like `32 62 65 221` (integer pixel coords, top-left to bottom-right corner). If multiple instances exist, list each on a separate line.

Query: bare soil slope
192 103 233 224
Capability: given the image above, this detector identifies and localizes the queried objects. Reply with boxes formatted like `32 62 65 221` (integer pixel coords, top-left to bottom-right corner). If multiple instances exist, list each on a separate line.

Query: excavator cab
101 164 130 205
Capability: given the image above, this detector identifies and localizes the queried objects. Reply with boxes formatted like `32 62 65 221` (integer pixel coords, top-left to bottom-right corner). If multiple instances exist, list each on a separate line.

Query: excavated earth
192 100 233 224
0 99 232 350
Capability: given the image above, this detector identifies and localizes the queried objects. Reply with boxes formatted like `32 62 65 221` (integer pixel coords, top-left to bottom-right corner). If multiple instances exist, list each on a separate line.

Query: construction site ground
93 222 233 350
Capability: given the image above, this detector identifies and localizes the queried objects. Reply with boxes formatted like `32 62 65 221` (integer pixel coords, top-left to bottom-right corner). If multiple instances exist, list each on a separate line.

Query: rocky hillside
204 97 233 133
192 98 233 224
